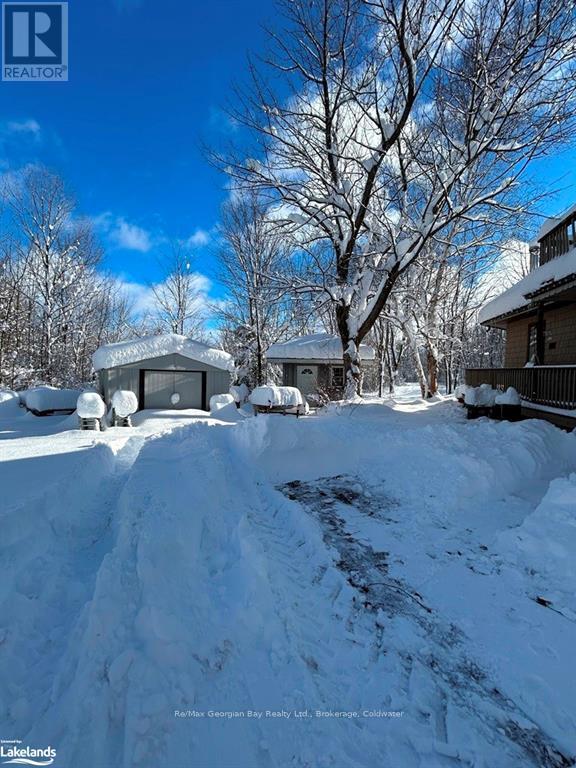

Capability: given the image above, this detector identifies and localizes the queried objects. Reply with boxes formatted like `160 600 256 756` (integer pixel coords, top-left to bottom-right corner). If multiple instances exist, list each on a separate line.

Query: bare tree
216 191 306 386
225 0 576 395
0 167 132 388
151 243 206 337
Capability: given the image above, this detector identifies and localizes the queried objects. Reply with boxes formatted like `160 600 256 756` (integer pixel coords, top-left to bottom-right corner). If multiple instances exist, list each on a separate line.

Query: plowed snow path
1 398 575 768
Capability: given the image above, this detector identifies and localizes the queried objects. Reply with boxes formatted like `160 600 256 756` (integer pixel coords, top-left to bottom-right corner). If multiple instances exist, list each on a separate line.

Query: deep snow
0 387 575 768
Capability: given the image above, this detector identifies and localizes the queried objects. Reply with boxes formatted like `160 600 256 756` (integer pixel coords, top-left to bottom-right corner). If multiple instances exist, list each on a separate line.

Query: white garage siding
98 353 231 411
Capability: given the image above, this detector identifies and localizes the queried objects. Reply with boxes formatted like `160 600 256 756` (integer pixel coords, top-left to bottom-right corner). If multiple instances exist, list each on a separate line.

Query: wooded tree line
0 168 207 389
3 0 573 397
0 168 131 388
216 0 576 396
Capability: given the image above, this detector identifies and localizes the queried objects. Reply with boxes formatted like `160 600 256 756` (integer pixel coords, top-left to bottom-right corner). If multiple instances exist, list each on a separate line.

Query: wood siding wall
505 304 576 367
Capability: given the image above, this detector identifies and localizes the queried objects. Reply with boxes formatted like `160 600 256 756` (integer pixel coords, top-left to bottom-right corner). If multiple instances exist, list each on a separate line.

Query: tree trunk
426 347 438 397
336 304 362 398
343 343 362 399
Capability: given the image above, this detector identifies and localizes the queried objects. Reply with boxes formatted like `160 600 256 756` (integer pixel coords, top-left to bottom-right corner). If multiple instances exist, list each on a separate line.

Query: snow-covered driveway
1 396 575 767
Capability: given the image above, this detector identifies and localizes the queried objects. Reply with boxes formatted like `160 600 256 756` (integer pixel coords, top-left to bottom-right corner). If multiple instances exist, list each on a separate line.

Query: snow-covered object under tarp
267 333 375 361
92 334 233 372
495 387 521 406
230 383 249 404
249 385 305 408
20 386 82 414
454 384 471 400
111 390 139 418
464 384 498 407
210 393 235 412
479 249 576 324
76 392 106 419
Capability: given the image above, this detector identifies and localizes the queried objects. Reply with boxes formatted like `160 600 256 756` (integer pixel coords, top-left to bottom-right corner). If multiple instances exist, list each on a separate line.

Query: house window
332 366 344 388
527 323 538 364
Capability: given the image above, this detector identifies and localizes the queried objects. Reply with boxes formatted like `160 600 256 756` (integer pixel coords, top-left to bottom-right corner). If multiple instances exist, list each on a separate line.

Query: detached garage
92 334 233 411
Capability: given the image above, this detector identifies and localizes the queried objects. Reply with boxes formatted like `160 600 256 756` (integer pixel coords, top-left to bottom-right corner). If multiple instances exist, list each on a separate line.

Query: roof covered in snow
267 333 375 361
92 334 233 372
536 202 576 241
479 249 576 326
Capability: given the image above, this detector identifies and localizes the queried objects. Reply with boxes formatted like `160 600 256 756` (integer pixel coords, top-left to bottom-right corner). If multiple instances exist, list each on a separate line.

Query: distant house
93 334 233 411
267 333 375 400
467 207 576 428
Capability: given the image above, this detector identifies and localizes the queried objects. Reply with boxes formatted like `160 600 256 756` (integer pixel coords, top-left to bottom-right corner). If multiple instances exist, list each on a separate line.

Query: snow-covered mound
76 392 106 419
497 474 576 611
21 386 81 414
230 383 249 404
250 385 305 408
495 386 521 406
0 389 20 414
464 383 498 407
92 333 233 372
454 383 470 400
267 333 375 361
210 393 235 412
112 390 139 417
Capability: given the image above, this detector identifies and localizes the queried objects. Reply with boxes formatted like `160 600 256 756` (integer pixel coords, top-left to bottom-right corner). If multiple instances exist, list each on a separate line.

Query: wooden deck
465 366 576 429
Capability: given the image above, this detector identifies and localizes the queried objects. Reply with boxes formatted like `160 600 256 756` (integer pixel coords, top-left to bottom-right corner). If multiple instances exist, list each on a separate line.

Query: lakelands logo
2 2 68 81
0 741 56 766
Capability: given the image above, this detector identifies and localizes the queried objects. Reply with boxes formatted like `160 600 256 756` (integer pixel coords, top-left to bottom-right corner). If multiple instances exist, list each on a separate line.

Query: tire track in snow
279 475 574 768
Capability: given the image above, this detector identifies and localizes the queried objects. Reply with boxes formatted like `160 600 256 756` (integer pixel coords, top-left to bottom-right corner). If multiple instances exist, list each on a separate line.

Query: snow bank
497 474 576 610
249 385 305 407
21 386 81 414
76 392 106 419
92 333 233 372
112 390 138 417
210 393 235 412
479 249 576 323
4 397 576 767
267 333 375 361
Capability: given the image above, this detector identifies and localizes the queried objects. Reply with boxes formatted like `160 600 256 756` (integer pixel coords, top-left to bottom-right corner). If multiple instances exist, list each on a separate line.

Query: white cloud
91 212 153 253
186 228 211 247
111 218 153 252
5 119 41 136
115 272 214 318
91 214 211 255
0 120 42 167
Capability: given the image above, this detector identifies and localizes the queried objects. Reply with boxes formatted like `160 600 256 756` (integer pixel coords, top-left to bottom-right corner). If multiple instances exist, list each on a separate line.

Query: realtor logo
2 2 68 81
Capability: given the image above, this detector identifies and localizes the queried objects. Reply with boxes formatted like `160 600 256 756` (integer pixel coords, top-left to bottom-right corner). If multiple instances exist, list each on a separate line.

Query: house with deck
267 333 375 400
467 207 576 428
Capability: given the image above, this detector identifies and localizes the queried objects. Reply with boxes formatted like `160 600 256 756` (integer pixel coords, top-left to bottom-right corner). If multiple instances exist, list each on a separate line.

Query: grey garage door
143 370 204 410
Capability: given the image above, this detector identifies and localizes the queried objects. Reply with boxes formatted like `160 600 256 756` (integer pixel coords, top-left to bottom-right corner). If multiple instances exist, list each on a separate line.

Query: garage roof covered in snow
479 249 576 326
267 333 375 361
92 334 234 372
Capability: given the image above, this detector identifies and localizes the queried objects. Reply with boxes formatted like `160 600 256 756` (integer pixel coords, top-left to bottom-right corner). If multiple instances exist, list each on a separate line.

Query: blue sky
1 0 575 313
0 0 273 305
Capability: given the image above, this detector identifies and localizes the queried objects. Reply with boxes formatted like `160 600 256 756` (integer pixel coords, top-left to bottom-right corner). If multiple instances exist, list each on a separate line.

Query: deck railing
465 366 576 410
